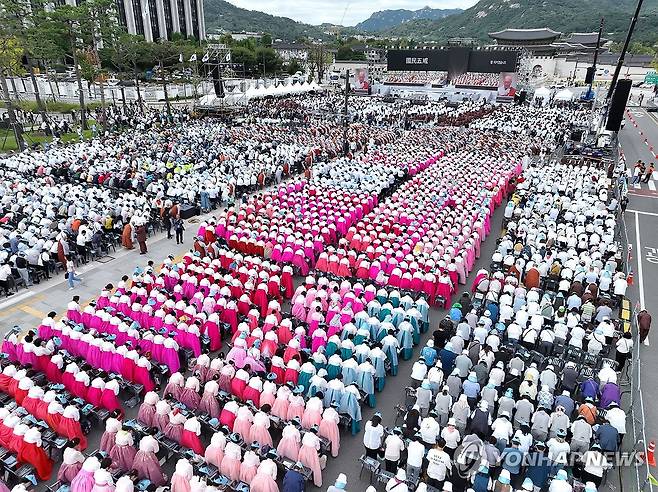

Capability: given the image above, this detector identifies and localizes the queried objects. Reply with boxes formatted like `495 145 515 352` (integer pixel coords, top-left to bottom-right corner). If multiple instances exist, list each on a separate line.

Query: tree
335 46 365 61
50 4 91 130
148 41 179 117
0 35 25 150
261 33 272 47
0 0 28 150
230 46 257 73
108 33 152 108
286 59 302 75
2 0 55 132
307 43 329 82
254 46 282 75
25 12 67 106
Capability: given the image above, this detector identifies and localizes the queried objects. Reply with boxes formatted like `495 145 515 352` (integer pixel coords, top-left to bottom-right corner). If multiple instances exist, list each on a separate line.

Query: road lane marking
628 209 658 217
650 181 656 191
19 305 46 319
0 291 36 311
635 211 646 309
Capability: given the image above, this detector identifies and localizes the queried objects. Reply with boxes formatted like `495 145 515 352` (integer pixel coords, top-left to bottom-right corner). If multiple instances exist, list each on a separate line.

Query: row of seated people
368 152 630 491
315 143 524 308
214 136 462 275
451 72 499 87
383 72 448 85
4 333 140 413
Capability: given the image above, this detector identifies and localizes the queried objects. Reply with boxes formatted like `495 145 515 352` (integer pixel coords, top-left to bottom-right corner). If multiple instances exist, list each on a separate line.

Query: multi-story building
55 0 205 41
119 0 206 42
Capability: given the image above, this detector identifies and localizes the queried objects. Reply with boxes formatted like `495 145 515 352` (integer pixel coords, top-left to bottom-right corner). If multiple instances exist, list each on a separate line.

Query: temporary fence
612 135 653 492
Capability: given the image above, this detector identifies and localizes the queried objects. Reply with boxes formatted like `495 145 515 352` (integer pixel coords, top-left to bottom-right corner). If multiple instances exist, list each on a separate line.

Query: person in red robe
21 428 53 480
57 405 87 450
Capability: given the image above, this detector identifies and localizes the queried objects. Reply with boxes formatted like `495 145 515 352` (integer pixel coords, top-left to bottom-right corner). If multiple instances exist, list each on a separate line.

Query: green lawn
0 127 96 152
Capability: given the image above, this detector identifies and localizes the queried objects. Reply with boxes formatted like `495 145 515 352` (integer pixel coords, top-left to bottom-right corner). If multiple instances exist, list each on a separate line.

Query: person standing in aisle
363 413 385 459
174 218 185 245
136 224 148 255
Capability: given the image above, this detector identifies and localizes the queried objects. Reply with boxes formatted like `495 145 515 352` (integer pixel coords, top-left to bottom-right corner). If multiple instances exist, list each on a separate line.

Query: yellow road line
19 305 46 319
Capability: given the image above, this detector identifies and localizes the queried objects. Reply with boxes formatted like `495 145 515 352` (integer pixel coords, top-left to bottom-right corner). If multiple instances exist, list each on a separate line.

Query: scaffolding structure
197 43 249 109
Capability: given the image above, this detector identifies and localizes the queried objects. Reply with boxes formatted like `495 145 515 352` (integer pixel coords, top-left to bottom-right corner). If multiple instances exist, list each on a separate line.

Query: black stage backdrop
467 50 519 73
386 49 448 71
387 48 519 76
447 46 471 81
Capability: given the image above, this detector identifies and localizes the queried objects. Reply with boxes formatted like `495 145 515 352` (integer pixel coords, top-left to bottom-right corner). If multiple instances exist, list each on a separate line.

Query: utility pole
343 69 349 156
606 0 644 100
586 18 604 99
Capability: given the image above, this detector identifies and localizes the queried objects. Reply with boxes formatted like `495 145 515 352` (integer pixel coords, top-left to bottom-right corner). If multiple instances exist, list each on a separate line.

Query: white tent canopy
533 87 551 99
555 89 574 101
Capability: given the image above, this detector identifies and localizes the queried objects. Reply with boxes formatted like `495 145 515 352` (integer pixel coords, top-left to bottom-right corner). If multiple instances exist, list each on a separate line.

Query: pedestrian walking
638 309 652 344
66 261 83 290
632 161 645 184
642 163 655 183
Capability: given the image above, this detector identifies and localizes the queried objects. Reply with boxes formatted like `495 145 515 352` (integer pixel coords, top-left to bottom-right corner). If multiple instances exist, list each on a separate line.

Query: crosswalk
631 171 658 191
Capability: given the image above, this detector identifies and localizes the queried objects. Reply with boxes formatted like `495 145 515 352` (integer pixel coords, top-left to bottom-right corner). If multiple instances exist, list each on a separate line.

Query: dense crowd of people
0 88 636 492
470 105 591 146
451 73 500 88
383 72 448 86
359 149 629 492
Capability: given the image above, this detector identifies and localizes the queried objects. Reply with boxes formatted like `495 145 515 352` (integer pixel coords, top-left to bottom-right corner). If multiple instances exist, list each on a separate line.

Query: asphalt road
616 105 658 492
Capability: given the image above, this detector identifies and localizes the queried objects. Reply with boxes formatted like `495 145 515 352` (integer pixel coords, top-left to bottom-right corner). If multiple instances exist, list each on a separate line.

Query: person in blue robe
396 320 414 360
390 308 405 327
420 340 438 366
323 376 344 407
297 365 314 393
415 298 430 331
369 345 387 392
449 303 463 322
356 360 376 408
354 326 370 346
325 336 340 358
438 342 458 373
339 384 362 435
379 302 393 322
373 320 388 343
326 355 342 380
340 337 355 360
341 359 358 385
408 314 421 345
381 330 399 376
376 289 388 305
485 301 499 322
367 299 381 319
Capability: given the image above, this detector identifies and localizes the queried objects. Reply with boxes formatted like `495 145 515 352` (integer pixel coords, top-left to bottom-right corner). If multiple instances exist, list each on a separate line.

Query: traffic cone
647 441 656 467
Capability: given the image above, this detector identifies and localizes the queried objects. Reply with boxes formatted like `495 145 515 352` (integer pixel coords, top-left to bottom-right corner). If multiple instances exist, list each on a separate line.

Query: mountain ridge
382 0 658 43
203 0 658 45
354 7 462 32
203 0 329 41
